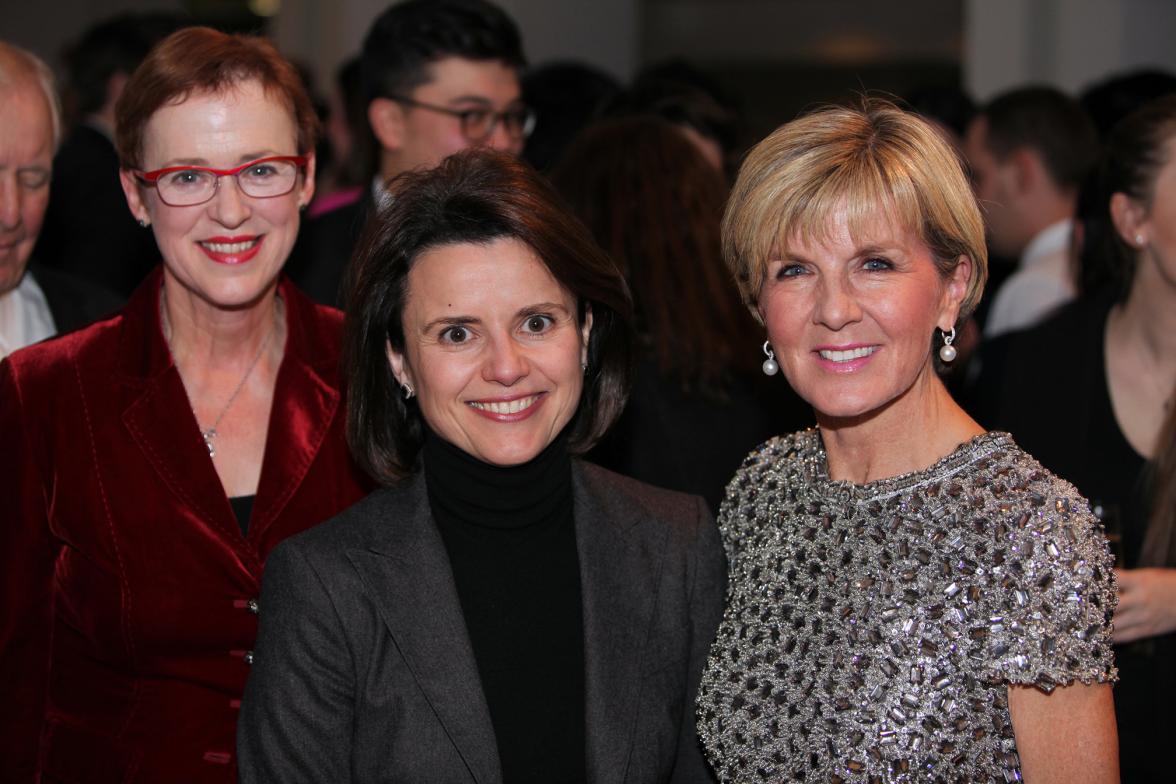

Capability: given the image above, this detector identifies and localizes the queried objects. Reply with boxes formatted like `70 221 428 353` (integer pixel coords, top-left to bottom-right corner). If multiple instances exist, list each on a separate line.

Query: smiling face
119 79 314 309
388 236 592 466
0 79 54 293
758 207 968 424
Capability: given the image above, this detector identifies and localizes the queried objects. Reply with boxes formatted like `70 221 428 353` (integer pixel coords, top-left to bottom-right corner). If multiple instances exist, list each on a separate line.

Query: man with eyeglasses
0 42 121 361
287 0 532 307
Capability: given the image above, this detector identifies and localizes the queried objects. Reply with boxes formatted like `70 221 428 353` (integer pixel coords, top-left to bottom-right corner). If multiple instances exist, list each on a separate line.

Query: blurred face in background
964 116 1023 257
0 79 54 294
372 57 525 179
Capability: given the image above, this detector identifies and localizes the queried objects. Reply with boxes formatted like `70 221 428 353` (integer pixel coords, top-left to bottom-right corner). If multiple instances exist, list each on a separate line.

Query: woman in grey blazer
237 149 727 783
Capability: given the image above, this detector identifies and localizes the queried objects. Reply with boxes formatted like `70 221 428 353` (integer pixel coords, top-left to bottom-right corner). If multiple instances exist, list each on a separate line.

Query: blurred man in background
287 0 532 307
965 86 1097 337
0 42 120 360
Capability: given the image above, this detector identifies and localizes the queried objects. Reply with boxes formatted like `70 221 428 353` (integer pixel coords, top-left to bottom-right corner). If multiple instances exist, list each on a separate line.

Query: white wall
965 0 1176 100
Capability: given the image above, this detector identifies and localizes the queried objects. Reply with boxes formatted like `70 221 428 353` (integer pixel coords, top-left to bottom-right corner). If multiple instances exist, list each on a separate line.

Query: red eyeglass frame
136 155 309 184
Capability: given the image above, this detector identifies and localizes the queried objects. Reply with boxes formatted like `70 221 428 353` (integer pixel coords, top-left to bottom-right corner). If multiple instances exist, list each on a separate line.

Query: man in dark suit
286 0 535 307
32 14 180 298
0 42 121 360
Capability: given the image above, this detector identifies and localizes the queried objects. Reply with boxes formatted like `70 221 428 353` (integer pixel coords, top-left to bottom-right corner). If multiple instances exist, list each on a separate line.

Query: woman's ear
940 255 972 330
1110 191 1147 248
386 340 413 389
579 305 594 369
296 151 317 208
119 168 151 226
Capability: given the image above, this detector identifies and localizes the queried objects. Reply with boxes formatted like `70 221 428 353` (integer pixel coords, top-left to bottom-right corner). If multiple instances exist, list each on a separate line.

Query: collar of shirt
372 174 394 210
0 272 56 360
1020 218 1074 270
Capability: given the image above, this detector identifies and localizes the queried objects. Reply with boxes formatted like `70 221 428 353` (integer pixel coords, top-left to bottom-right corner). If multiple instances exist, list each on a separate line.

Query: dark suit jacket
0 270 373 783
238 462 727 784
28 262 123 335
285 195 375 308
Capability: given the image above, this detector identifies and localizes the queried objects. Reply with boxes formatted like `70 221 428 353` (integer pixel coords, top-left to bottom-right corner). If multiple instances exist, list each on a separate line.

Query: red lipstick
197 235 263 265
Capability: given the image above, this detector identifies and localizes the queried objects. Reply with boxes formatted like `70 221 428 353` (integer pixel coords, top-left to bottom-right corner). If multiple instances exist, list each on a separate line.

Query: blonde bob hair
723 99 987 323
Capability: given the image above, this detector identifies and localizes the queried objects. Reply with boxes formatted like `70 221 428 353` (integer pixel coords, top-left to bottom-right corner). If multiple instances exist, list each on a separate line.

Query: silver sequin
696 430 1116 783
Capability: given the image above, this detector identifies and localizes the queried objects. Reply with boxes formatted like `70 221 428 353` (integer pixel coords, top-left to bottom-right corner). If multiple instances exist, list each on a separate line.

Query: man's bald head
0 43 62 150
0 42 60 293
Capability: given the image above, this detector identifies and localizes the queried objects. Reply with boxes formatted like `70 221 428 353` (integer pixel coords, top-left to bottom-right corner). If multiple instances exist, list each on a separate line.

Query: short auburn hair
344 149 634 483
724 98 987 323
115 26 318 169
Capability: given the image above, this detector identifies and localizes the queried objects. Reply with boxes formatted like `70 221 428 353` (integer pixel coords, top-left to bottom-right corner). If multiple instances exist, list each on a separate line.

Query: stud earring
761 340 779 376
138 219 149 228
1136 233 1145 247
401 383 415 400
939 327 957 363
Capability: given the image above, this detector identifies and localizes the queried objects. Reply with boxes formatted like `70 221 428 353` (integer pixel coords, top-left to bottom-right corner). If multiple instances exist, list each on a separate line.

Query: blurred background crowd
2 1 1175 782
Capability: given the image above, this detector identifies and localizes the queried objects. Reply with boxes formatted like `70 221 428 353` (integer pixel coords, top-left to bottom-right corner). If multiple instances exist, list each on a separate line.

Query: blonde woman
696 100 1118 783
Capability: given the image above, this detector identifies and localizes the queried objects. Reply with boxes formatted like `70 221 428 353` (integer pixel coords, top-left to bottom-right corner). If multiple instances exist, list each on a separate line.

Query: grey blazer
237 460 726 783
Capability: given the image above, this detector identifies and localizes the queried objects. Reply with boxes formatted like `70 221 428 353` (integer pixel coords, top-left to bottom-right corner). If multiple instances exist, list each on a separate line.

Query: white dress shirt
984 218 1077 338
0 272 57 360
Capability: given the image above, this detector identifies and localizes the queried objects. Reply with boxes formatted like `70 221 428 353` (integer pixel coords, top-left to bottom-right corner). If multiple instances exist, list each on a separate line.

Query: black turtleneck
424 430 586 784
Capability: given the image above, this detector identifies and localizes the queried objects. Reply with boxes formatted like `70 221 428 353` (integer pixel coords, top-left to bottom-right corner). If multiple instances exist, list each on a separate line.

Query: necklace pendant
201 427 218 458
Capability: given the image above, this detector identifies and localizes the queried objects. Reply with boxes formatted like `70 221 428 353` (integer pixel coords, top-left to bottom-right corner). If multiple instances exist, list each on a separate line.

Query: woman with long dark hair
238 150 725 783
972 94 1176 783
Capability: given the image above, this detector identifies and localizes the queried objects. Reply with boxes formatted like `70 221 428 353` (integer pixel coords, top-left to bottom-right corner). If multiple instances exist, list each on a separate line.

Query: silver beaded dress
697 430 1117 783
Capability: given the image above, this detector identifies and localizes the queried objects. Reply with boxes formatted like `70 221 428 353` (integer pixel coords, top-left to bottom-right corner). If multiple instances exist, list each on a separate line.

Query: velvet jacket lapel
341 463 668 784
119 271 342 561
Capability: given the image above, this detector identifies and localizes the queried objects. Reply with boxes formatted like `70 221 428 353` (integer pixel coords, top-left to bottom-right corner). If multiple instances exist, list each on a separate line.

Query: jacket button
246 598 260 615
243 650 255 665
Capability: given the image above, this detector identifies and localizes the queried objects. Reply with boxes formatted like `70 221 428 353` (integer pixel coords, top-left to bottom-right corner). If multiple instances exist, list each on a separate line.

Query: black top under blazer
237 460 727 784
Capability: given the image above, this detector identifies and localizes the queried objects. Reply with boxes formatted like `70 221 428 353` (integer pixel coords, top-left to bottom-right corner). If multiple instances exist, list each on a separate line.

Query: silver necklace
163 295 275 458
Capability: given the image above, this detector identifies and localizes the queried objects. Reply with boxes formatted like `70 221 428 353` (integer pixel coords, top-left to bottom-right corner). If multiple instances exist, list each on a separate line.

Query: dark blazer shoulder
575 460 711 529
28 264 124 335
275 478 422 556
286 196 374 307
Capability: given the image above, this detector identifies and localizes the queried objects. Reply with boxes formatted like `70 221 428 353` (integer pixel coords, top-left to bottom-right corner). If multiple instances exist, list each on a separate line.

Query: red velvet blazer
0 271 373 783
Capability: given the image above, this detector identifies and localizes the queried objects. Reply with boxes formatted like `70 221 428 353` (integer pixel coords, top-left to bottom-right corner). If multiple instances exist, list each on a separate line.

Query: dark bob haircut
344 149 633 483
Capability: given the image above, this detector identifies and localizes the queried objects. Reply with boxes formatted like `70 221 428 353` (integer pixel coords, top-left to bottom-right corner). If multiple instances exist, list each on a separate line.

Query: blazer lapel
250 281 341 540
119 273 246 555
346 478 503 784
576 464 668 784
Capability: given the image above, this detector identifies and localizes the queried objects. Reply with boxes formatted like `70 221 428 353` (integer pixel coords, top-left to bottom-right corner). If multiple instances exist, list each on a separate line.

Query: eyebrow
155 151 287 168
780 242 902 262
447 95 522 107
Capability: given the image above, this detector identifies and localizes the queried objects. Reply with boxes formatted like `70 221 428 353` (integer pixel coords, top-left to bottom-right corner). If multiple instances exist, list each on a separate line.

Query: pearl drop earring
939 327 957 363
762 340 779 376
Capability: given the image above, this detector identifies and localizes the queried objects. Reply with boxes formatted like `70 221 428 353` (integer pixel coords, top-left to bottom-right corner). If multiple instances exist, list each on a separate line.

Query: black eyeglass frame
386 94 536 142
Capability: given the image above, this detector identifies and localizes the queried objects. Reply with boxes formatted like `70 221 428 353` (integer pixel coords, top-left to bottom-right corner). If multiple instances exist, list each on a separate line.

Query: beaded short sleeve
696 430 1116 783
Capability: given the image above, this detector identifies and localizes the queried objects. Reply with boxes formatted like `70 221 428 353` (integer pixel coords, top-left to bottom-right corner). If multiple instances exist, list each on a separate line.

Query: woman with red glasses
0 27 371 782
